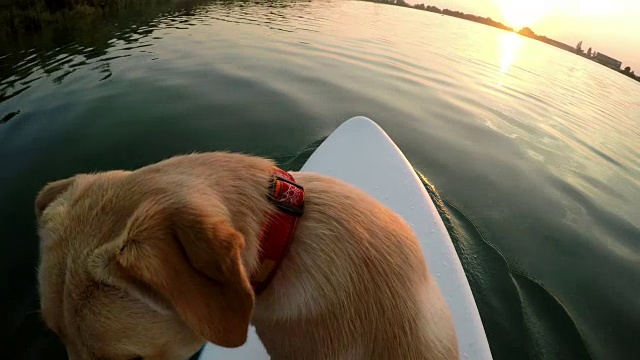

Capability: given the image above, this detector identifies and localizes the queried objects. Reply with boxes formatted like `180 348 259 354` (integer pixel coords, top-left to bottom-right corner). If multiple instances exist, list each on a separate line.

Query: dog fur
36 152 458 360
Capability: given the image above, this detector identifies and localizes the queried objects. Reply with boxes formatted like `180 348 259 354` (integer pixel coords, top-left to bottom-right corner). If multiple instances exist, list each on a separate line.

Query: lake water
1 1 638 359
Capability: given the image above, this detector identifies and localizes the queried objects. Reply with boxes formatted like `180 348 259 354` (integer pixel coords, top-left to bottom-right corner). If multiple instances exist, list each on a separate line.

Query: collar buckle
268 174 304 217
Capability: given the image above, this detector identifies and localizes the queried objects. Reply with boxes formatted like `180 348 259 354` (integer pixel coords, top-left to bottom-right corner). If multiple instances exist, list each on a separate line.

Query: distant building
543 38 575 53
594 53 622 70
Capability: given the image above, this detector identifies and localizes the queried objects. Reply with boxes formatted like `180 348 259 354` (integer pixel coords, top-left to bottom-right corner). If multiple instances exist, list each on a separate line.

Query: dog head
36 170 255 359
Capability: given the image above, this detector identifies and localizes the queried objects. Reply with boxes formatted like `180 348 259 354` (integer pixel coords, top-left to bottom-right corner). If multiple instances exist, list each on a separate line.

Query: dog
36 152 458 360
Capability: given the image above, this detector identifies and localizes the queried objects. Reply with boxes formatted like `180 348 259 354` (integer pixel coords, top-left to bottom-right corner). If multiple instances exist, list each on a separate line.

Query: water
1 1 639 359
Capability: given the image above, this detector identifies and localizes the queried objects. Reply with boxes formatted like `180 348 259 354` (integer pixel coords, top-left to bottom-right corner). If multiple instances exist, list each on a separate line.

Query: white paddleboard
200 116 492 359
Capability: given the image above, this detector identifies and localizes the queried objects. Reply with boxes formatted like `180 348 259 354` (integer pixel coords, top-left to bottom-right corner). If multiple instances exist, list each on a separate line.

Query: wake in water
417 171 591 360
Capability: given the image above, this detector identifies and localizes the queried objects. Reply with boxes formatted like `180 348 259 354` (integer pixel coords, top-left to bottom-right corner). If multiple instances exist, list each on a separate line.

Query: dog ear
90 198 254 348
35 177 76 219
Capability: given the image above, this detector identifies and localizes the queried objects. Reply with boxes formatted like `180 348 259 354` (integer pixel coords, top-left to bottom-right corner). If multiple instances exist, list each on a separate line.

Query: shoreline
367 0 640 83
1 0 638 82
0 0 183 39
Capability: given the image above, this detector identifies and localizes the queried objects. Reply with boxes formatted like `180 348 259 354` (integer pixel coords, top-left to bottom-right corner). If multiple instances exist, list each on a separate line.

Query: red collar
251 168 305 295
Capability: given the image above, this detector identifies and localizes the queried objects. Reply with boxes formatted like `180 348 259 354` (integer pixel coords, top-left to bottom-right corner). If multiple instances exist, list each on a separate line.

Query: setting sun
494 0 555 29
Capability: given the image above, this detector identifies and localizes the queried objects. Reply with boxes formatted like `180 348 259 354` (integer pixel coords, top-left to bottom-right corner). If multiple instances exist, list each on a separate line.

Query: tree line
366 0 640 83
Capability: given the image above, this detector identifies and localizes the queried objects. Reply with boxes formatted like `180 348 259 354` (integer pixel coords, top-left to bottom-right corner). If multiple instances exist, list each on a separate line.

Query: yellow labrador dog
36 152 458 360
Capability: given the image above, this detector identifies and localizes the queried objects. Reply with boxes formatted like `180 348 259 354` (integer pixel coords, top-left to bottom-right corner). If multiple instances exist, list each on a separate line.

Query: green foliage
0 0 172 37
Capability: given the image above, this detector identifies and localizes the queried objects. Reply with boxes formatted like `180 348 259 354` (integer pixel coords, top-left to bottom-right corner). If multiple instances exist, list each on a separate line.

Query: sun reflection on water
498 32 524 85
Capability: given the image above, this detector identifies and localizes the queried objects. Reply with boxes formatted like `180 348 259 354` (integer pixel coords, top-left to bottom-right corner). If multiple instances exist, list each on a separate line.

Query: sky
406 0 640 71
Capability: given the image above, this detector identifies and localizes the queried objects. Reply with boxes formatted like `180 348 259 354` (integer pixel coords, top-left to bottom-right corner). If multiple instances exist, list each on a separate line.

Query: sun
494 0 555 29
